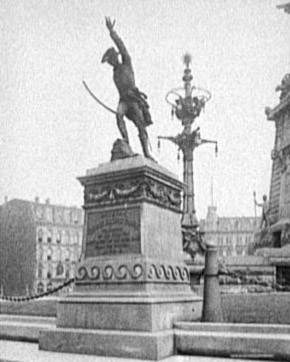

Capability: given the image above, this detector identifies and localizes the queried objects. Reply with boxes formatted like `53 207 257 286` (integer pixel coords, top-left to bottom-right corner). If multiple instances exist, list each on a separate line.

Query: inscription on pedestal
85 207 141 257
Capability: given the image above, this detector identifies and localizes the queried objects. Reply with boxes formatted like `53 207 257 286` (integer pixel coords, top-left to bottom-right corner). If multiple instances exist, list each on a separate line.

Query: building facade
200 206 260 258
0 197 84 296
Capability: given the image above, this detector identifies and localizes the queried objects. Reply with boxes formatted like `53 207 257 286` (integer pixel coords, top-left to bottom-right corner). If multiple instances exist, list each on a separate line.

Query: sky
0 0 289 219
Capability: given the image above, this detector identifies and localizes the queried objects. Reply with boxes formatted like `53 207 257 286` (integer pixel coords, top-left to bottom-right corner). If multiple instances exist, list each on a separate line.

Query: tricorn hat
101 47 118 63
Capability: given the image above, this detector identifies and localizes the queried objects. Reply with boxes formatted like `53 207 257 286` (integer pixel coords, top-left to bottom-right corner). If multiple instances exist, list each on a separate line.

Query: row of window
37 246 80 262
36 281 73 294
37 261 75 279
35 206 83 225
216 235 253 246
218 249 245 257
205 219 259 231
37 228 82 245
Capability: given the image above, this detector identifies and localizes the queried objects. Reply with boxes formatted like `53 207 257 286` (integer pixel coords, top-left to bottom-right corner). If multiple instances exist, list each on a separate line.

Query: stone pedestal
39 156 202 360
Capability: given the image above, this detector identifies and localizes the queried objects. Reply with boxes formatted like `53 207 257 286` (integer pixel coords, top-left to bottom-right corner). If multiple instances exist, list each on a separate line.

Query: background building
0 197 84 296
200 206 260 258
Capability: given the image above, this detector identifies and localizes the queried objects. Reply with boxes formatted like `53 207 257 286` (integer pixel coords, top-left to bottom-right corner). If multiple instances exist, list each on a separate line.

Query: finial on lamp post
183 53 192 68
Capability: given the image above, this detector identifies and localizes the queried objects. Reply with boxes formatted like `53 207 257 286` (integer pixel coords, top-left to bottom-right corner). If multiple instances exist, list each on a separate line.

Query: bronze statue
254 194 270 229
101 17 154 161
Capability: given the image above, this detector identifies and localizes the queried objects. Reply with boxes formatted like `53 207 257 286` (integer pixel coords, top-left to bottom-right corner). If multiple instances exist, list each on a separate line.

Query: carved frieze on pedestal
83 169 181 212
75 258 190 285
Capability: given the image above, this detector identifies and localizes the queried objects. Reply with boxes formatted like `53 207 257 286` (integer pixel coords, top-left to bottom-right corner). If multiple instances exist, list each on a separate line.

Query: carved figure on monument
276 74 290 100
254 194 270 229
182 227 206 260
101 17 155 161
271 146 287 173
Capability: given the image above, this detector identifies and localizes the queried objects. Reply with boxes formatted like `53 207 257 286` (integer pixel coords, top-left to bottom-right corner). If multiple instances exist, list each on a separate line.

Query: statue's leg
138 127 155 162
116 101 129 144
128 102 155 161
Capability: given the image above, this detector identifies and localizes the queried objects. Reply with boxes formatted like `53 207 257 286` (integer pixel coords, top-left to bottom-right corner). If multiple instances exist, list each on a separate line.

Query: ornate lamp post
158 54 217 258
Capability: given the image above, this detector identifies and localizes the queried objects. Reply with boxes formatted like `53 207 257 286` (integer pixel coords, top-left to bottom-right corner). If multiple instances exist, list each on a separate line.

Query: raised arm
105 17 131 65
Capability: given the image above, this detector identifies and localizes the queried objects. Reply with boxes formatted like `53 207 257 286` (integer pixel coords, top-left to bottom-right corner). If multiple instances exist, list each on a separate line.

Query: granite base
56 294 202 332
39 328 174 360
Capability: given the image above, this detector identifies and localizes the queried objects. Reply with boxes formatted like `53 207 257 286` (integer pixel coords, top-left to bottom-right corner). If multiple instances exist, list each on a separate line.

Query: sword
82 80 117 115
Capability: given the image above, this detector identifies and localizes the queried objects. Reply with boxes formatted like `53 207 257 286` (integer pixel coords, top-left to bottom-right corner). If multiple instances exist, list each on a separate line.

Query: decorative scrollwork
171 266 180 280
89 266 100 280
163 266 172 280
147 264 189 282
130 264 143 279
76 262 188 284
103 265 114 280
76 266 88 280
181 267 189 280
115 265 128 280
176 266 189 280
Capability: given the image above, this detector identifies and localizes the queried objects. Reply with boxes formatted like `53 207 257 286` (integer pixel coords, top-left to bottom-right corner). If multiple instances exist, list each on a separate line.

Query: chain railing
0 278 75 302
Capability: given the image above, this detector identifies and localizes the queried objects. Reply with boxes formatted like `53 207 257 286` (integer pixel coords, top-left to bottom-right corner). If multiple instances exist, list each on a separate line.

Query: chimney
35 197 39 204
45 198 50 205
4 196 8 204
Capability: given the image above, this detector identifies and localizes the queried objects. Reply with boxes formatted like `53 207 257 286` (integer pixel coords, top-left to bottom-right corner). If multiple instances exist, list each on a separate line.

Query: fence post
202 244 223 322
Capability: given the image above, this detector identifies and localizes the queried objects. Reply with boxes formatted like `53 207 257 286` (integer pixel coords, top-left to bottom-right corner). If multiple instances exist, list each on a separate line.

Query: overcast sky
1 0 289 219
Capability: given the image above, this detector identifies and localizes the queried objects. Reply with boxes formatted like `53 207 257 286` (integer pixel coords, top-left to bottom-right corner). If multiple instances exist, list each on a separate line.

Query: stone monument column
39 156 202 360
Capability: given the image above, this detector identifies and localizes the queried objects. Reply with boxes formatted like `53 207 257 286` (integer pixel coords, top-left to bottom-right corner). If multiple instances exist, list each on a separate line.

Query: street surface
0 340 273 362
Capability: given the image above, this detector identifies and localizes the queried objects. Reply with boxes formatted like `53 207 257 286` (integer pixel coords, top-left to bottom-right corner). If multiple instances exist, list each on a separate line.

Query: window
76 232 81 246
56 248 61 260
47 271 52 279
64 248 70 260
226 249 232 257
37 229 43 243
37 263 43 278
71 232 76 245
66 231 70 244
65 269 70 279
47 248 53 261
37 282 44 293
37 247 43 261
56 232 61 244
56 262 64 276
47 230 52 243
47 282 53 291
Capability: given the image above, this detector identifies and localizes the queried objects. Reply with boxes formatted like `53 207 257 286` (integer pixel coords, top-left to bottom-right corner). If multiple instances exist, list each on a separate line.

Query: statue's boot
139 132 156 162
117 114 129 144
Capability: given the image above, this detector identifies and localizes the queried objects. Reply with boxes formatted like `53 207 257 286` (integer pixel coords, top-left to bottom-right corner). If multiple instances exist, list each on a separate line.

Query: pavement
0 340 275 362
0 315 278 362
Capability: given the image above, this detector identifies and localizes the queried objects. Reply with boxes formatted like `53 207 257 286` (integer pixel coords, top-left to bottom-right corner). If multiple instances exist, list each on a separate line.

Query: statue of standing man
254 194 270 229
101 17 155 161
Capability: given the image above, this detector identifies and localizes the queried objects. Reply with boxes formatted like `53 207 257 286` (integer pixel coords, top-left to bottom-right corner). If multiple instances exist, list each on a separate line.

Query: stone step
175 325 290 360
0 315 56 342
0 314 56 325
174 321 290 334
40 327 174 360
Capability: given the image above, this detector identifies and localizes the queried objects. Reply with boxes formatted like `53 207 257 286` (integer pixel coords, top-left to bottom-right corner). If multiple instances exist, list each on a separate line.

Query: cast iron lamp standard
158 54 217 259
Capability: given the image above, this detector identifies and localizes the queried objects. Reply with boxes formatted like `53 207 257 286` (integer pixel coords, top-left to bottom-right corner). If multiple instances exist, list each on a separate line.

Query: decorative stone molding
84 178 181 212
75 260 190 285
147 264 189 281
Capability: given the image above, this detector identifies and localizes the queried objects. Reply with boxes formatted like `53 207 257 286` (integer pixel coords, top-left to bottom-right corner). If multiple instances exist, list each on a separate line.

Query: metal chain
0 278 75 302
